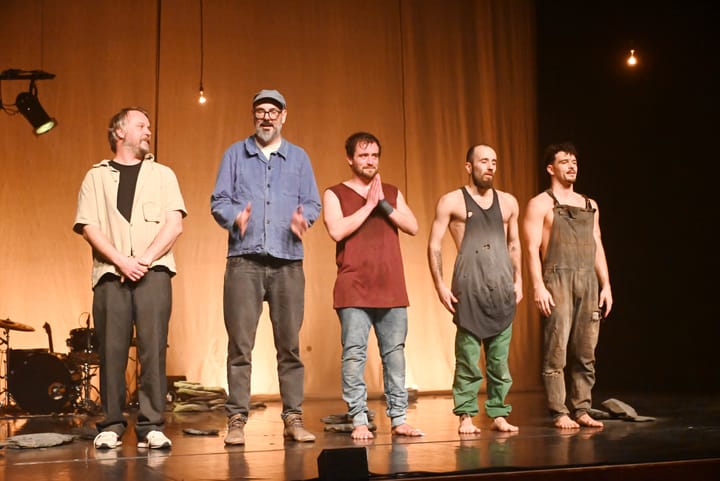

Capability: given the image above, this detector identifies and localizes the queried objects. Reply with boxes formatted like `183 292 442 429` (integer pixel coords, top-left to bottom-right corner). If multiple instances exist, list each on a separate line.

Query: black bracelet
378 199 394 216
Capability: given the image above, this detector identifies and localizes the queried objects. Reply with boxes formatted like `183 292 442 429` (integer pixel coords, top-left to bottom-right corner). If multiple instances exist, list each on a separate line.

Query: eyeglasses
253 108 282 120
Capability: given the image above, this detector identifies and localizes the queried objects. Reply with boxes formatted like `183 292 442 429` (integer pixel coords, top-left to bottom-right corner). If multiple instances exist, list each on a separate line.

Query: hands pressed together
365 173 384 211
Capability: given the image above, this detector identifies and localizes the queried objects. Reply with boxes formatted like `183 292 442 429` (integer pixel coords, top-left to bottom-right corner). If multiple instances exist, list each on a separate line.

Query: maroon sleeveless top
328 183 409 308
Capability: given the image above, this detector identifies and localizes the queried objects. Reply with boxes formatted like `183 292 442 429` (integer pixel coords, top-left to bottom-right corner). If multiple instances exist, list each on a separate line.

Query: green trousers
452 324 513 419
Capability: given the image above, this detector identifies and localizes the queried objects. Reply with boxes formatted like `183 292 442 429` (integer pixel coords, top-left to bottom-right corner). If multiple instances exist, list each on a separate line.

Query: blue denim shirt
211 136 321 260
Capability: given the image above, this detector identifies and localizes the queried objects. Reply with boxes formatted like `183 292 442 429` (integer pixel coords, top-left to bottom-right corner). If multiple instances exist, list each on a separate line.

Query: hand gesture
236 202 252 238
366 173 383 209
291 205 309 239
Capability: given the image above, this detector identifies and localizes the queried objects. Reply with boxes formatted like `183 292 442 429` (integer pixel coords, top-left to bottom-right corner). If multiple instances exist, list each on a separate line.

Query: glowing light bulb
627 49 637 67
198 88 207 104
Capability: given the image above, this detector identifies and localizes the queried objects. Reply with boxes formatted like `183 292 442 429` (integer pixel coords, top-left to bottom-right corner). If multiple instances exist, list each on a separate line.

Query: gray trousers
93 270 171 439
223 255 306 420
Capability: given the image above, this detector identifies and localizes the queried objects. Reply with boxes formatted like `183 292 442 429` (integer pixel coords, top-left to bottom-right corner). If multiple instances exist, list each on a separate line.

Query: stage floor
1 390 719 480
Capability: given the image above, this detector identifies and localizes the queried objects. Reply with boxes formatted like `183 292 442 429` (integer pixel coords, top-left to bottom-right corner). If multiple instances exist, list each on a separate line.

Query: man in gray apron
428 144 523 434
524 142 613 429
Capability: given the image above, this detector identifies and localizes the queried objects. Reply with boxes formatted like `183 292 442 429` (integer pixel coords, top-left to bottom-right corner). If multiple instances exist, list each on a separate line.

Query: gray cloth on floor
321 410 378 432
321 411 375 424
587 407 613 419
600 398 656 422
0 433 75 449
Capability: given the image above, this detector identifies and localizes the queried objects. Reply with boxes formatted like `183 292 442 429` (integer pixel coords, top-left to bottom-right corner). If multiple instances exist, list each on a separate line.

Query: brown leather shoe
224 414 246 445
283 413 316 442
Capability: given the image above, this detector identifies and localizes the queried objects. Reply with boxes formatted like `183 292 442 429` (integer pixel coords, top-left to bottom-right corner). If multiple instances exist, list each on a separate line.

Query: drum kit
0 317 101 415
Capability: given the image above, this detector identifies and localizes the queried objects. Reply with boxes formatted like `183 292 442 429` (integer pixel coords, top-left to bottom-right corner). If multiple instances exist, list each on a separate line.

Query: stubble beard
130 139 150 160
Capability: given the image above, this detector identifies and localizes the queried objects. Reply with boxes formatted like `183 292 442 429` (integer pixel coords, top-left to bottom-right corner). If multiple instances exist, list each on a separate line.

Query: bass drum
8 349 75 414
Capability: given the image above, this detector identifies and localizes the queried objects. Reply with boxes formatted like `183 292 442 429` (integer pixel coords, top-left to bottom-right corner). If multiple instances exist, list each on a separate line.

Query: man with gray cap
211 89 321 445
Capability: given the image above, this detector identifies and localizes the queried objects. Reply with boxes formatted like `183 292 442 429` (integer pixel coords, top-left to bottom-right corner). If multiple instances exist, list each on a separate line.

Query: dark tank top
328 183 409 309
451 187 515 339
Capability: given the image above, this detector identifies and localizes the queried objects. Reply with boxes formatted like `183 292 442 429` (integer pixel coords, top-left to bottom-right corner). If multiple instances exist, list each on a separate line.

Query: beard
255 123 281 145
471 171 493 189
139 141 150 157
352 164 377 180
129 139 150 159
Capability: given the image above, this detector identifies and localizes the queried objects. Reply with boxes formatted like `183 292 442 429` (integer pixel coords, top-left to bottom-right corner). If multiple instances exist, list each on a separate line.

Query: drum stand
73 361 101 414
1 319 37 415
0 328 21 414
0 329 23 415
0 328 11 409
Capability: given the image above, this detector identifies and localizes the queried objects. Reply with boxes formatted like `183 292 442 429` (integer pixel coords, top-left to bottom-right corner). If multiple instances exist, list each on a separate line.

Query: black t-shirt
110 160 142 222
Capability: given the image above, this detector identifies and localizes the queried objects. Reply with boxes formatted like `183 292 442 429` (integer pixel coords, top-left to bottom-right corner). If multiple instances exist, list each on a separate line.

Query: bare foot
491 416 519 432
391 423 424 437
458 414 482 435
554 414 580 429
576 413 604 428
351 425 374 440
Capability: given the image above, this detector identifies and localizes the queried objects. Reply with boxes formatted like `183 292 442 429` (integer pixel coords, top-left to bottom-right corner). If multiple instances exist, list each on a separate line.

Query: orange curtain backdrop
0 0 539 400
400 0 541 392
0 0 159 355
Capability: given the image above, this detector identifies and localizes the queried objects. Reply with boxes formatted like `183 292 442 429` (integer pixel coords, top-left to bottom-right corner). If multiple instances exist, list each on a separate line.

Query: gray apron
451 187 515 340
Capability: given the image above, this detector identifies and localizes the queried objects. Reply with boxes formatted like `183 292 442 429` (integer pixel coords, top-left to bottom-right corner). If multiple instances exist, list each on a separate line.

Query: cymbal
0 318 35 332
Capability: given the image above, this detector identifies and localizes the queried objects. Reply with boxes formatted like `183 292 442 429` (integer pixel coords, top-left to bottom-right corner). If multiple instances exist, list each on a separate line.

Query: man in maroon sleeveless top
322 132 423 440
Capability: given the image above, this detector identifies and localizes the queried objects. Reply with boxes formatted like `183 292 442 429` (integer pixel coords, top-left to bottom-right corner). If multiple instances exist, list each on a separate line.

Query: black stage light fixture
0 69 57 135
16 81 56 135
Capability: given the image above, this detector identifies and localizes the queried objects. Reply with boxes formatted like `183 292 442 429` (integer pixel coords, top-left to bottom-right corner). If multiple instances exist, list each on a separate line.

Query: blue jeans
224 255 306 420
338 307 409 428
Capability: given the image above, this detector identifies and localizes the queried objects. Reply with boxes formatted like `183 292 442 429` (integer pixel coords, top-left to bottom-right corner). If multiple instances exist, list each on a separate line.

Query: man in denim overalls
524 142 613 429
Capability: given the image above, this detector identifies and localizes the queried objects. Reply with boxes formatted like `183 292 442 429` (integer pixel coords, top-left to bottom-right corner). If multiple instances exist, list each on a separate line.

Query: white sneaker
94 431 122 449
137 430 172 449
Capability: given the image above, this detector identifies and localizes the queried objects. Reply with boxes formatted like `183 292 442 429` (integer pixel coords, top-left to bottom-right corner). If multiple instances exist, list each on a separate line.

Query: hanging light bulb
198 84 207 104
627 49 637 67
197 0 207 105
